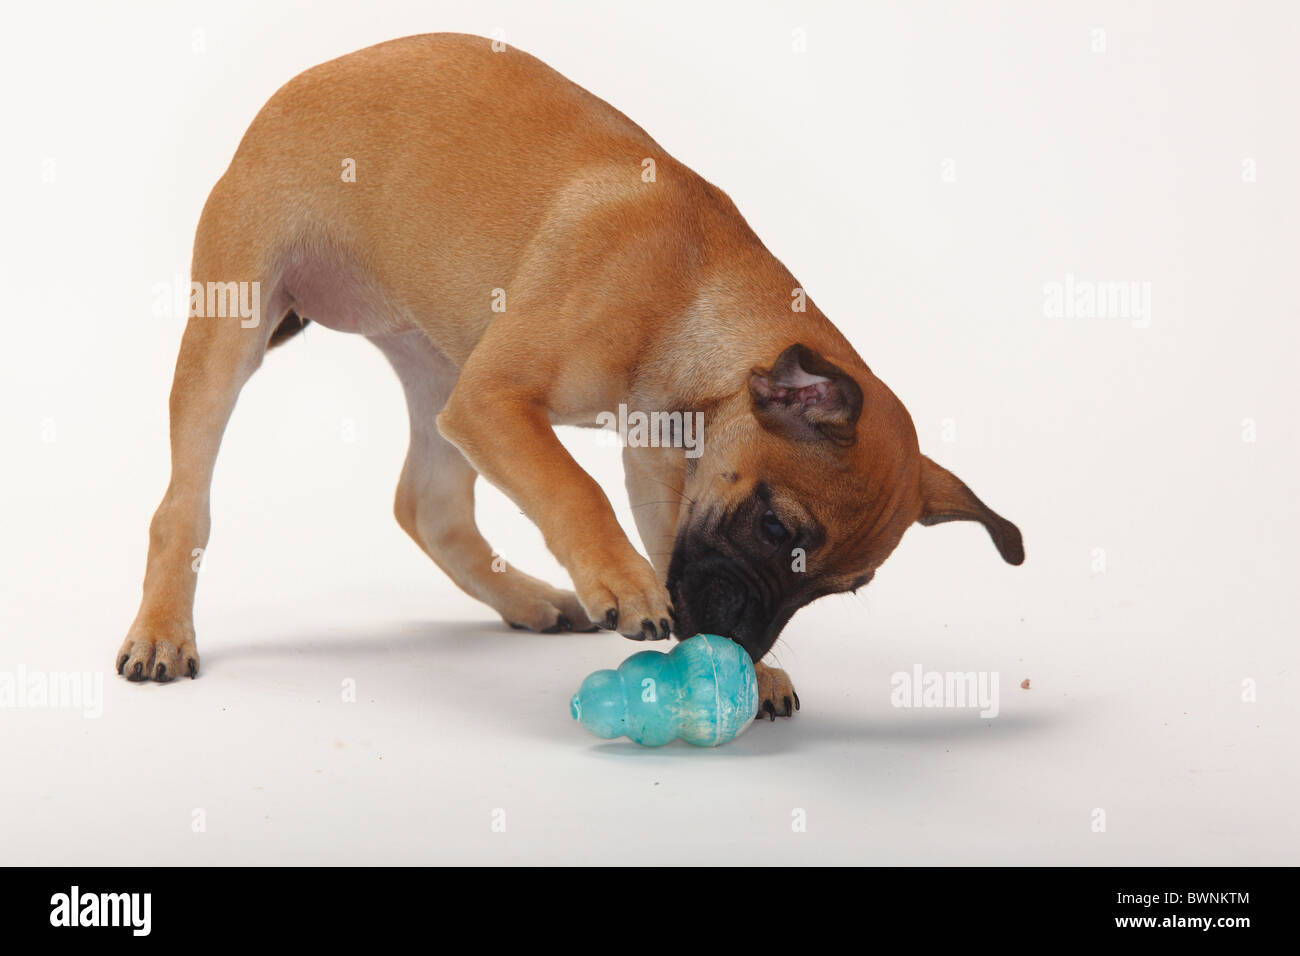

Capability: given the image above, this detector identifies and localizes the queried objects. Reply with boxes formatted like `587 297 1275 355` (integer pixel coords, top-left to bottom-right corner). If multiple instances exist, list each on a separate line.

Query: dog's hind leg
116 202 283 681
373 330 596 633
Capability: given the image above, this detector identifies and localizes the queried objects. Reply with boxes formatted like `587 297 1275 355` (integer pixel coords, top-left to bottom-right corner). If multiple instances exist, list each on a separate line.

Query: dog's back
202 33 740 359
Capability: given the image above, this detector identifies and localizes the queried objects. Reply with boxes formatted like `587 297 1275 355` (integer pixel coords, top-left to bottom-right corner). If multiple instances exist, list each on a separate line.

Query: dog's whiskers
640 473 696 507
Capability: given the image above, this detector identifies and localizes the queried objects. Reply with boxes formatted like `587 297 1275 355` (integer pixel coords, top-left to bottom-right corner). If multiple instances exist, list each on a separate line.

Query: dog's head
665 343 1023 662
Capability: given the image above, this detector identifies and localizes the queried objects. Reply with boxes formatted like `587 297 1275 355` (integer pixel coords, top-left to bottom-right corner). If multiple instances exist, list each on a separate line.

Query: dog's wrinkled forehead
684 461 901 590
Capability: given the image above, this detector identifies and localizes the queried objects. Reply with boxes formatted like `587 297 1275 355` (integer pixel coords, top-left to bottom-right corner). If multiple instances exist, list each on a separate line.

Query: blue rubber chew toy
569 634 759 747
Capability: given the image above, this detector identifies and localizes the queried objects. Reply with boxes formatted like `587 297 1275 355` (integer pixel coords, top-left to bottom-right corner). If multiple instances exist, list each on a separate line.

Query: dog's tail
267 309 310 349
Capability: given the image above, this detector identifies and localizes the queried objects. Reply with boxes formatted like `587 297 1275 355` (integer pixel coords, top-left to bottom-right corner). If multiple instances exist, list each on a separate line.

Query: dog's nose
671 565 750 642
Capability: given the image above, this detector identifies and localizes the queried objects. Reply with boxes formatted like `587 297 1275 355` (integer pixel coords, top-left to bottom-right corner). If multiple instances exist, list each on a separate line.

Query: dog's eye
758 509 790 545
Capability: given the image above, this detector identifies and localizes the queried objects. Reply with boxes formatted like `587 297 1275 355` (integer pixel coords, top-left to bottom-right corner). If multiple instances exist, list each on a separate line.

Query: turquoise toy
569 634 759 747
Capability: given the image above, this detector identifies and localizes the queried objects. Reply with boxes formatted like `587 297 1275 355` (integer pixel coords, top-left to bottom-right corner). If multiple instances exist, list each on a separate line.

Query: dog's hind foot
499 583 599 634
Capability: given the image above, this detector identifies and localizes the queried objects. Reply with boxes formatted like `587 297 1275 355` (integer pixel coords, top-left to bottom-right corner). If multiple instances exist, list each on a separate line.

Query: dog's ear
916 456 1024 565
749 344 863 446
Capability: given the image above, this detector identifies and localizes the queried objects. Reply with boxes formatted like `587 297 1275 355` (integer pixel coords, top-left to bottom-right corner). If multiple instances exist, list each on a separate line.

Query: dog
116 33 1024 719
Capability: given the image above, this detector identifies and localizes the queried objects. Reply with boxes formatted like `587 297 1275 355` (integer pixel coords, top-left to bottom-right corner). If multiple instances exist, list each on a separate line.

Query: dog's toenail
187 659 198 679
117 654 128 675
156 663 167 680
556 614 571 631
130 662 144 681
604 608 618 630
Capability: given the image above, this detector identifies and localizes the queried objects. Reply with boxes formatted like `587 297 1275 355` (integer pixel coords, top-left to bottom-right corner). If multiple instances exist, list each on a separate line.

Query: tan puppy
117 33 1023 717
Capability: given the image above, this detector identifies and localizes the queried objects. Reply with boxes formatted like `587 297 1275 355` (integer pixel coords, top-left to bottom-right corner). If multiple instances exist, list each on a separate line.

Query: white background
1 0 1296 864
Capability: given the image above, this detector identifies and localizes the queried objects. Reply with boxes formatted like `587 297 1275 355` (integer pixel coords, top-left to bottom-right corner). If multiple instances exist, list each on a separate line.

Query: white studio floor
2 426 1294 864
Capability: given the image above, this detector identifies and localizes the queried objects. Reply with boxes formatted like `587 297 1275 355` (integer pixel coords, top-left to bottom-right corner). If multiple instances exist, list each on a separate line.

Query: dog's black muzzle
666 547 795 663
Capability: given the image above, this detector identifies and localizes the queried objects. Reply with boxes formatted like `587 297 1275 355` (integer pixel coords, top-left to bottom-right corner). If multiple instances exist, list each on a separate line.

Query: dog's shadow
212 620 1062 757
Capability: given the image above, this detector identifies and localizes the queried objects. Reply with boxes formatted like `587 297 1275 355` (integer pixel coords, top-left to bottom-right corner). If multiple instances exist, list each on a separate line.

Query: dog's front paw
115 623 199 682
572 551 673 642
755 662 799 720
